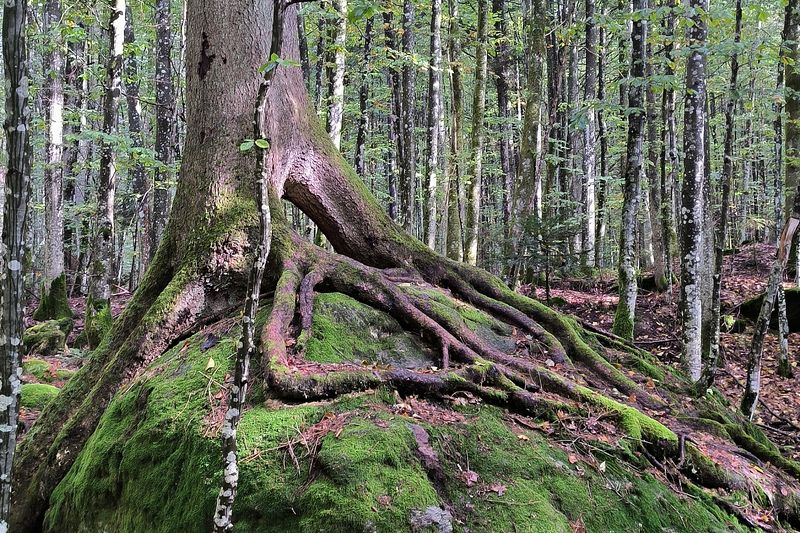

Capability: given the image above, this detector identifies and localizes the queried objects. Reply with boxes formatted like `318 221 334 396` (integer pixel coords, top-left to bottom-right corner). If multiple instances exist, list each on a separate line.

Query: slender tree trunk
384 11 405 224
90 0 126 303
328 0 346 150
582 0 597 268
0 0 30 524
63 32 85 288
645 43 665 290
354 16 374 178
700 0 742 390
153 0 175 255
612 0 647 341
124 9 150 288
446 0 464 261
212 3 280 527
491 0 514 236
680 0 708 382
400 0 417 232
742 0 800 412
424 0 442 249
595 24 608 268
661 3 677 299
298 12 311 88
465 0 488 266
510 0 545 279
43 0 65 288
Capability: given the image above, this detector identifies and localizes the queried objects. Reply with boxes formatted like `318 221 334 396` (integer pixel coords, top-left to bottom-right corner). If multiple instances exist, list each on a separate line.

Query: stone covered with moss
23 318 72 357
42 300 747 532
21 383 60 410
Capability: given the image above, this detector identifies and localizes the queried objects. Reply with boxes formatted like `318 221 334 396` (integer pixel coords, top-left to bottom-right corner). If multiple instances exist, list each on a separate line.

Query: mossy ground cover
21 383 60 410
43 300 747 532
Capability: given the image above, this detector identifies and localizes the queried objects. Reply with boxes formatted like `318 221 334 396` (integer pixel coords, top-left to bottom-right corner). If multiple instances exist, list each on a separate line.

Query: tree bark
645 43 665 291
1 0 30 524
354 16 374 178
400 0 417 232
699 0 742 391
509 0 545 280
424 0 443 249
612 0 646 341
465 0 488 266
491 0 514 236
582 0 597 268
680 0 708 382
153 0 175 259
43 0 65 286
327 0 346 150
445 0 464 261
90 0 126 304
124 9 150 288
595 24 608 268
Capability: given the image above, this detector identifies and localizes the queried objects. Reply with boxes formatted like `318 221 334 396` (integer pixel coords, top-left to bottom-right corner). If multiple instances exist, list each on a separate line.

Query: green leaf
239 140 254 152
255 138 270 149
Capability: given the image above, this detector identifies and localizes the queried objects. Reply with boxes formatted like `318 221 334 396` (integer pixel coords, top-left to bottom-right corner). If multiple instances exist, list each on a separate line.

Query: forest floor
17 244 798 454
529 242 800 461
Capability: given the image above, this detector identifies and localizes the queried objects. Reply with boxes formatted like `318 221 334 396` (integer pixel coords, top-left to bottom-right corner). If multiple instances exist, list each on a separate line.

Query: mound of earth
32 290 800 532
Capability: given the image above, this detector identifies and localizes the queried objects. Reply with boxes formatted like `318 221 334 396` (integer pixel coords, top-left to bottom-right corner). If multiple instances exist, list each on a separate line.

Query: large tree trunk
12 0 800 530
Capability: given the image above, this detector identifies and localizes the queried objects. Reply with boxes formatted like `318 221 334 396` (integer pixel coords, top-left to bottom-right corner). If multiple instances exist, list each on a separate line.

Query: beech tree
1 0 30 523
8 0 800 530
680 0 708 383
89 0 126 305
611 0 646 341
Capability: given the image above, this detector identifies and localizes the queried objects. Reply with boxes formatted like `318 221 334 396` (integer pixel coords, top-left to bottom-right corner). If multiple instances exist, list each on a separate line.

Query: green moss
80 298 113 350
23 358 51 381
55 368 76 381
33 273 73 321
23 319 71 357
611 303 635 341
20 383 60 409
431 406 741 533
305 292 436 368
577 386 677 446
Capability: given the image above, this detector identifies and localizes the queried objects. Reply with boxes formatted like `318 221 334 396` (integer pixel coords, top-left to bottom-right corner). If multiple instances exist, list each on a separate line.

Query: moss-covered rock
21 383 60 410
305 292 437 368
43 305 748 532
33 273 73 321
23 318 72 357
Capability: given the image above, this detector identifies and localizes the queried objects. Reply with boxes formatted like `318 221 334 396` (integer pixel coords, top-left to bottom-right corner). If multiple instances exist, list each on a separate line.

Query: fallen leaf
205 357 216 371
488 483 507 496
460 469 479 487
201 333 219 351
517 434 529 441
568 454 578 465
598 461 606 473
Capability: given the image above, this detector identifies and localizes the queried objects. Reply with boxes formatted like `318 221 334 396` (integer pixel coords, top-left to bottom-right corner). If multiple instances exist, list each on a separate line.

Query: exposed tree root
253 236 800 529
